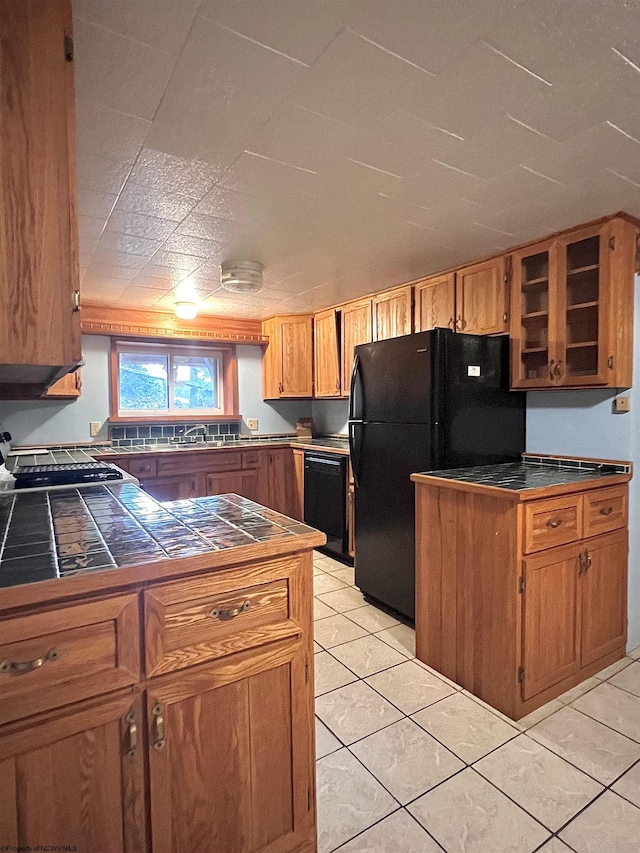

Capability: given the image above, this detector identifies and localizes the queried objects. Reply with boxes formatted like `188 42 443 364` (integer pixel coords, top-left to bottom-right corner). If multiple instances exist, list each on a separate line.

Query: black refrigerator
349 328 525 621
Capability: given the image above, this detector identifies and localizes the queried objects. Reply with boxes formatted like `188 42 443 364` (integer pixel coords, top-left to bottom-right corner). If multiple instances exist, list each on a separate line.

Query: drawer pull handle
152 702 165 751
125 708 137 759
0 647 59 676
546 518 563 529
210 600 251 621
599 506 614 516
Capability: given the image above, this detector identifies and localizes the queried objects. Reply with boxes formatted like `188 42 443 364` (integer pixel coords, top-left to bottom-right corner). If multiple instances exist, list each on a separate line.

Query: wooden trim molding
109 338 240 422
81 304 268 345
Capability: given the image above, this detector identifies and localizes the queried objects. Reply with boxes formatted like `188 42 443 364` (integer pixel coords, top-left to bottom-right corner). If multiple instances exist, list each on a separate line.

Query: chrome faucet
173 424 207 443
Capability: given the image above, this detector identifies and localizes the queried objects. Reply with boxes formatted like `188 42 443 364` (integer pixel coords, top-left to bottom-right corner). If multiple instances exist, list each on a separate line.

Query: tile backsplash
109 421 240 448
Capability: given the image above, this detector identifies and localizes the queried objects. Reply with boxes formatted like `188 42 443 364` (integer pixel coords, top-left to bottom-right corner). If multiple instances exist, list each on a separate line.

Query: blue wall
0 337 310 445
527 275 640 649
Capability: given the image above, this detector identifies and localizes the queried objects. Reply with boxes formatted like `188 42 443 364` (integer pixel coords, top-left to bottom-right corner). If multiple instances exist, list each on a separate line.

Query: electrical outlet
89 421 101 437
614 397 631 413
246 418 259 431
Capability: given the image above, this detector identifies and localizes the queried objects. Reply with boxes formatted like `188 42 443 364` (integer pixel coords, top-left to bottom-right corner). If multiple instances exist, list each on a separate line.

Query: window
113 341 235 418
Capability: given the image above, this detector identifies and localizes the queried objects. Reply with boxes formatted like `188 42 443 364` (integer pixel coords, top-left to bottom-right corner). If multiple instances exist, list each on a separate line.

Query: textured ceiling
75 0 640 320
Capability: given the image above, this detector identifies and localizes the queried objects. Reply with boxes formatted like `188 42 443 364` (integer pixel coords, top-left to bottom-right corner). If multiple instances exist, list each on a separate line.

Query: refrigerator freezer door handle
349 353 363 420
348 423 362 489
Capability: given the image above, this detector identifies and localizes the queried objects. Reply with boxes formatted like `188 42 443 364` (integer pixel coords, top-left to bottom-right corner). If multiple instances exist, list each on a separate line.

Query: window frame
109 338 239 423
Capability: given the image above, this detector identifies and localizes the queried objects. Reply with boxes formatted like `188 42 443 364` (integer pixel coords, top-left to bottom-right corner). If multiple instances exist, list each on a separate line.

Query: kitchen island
0 483 324 853
411 453 632 720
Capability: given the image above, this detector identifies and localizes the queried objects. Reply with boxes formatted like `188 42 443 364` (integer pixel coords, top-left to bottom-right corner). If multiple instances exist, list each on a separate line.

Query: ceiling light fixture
221 260 264 294
174 300 198 320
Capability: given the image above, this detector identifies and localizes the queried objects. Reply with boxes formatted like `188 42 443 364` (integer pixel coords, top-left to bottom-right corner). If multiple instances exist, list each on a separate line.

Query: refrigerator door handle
348 422 362 489
349 353 364 421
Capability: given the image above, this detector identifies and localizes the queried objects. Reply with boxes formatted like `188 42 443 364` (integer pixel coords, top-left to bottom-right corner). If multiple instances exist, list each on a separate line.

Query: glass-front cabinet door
510 238 559 388
555 224 609 386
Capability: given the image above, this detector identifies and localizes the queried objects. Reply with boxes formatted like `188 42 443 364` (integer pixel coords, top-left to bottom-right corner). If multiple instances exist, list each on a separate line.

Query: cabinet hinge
518 666 525 684
608 355 614 369
307 786 313 811
609 236 616 250
518 576 525 593
64 34 74 62
305 660 309 684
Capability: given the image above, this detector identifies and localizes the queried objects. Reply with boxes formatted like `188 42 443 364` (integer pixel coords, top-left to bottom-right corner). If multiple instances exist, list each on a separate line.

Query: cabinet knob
599 506 614 517
278 382 283 394
0 646 59 676
72 290 81 312
455 315 464 331
548 359 556 381
553 360 563 379
209 600 251 621
546 517 563 529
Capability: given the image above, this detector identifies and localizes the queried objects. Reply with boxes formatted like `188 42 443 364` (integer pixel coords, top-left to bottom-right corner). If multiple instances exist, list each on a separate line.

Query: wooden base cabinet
0 691 146 853
148 641 315 853
0 546 319 853
413 475 630 720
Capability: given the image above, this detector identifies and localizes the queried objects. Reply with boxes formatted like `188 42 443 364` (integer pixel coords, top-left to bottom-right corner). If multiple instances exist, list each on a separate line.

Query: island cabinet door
0 692 146 853
147 639 315 853
521 543 582 700
580 531 628 668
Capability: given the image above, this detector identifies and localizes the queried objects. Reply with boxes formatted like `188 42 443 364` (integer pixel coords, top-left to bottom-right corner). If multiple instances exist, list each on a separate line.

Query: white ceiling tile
96 231 162 258
105 210 178 241
73 0 200 56
198 0 345 65
145 15 306 163
75 99 150 166
129 148 222 198
76 151 132 195
145 251 202 272
84 263 140 281
161 233 227 260
128 276 174 292
78 215 106 241
115 181 198 222
79 236 99 256
176 213 245 244
290 28 436 131
77 188 118 219
91 249 148 270
524 121 640 185
217 151 319 196
463 166 567 214
192 186 252 222
348 0 508 73
73 17 176 121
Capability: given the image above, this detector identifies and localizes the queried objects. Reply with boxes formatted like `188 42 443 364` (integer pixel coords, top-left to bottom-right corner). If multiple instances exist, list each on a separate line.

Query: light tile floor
312 550 640 853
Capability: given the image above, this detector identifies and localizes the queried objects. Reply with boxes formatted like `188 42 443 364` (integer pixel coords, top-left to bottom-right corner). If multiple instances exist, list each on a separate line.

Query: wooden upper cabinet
341 299 372 397
262 315 313 399
147 642 315 853
510 217 636 390
314 308 341 397
0 0 81 395
414 274 455 332
455 257 509 335
372 286 413 341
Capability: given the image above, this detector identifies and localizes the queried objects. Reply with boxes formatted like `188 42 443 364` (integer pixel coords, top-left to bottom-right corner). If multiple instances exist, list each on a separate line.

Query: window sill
108 414 243 424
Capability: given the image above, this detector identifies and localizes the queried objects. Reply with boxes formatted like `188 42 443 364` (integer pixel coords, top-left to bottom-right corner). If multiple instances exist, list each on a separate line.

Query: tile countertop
7 437 350 468
410 454 632 502
0 483 325 610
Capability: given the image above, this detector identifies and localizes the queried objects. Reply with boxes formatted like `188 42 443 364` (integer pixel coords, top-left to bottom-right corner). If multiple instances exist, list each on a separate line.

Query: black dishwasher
303 451 349 563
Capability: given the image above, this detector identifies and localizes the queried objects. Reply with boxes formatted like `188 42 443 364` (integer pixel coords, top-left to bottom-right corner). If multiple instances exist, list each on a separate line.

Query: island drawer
583 486 628 538
524 495 583 553
0 594 140 726
144 557 302 677
126 456 158 479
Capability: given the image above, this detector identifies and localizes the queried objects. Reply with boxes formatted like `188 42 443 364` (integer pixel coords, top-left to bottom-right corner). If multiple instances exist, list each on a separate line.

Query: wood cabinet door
456 257 509 335
147 640 315 853
43 369 81 398
0 692 146 853
279 316 313 397
341 299 372 396
372 286 412 341
580 532 627 667
522 543 582 700
314 308 341 397
414 274 455 332
554 223 609 387
207 469 261 502
140 474 204 502
267 449 295 516
0 0 81 376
